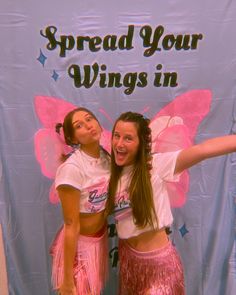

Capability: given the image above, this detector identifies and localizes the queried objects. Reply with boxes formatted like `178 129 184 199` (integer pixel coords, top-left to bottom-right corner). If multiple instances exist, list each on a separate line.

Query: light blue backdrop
0 1 236 294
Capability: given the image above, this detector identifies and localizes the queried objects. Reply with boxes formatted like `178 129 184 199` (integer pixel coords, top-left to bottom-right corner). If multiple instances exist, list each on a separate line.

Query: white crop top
55 148 110 213
114 151 181 239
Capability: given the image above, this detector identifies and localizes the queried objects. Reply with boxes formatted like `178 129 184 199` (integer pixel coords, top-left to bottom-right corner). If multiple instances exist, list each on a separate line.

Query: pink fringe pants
119 240 185 295
50 226 108 295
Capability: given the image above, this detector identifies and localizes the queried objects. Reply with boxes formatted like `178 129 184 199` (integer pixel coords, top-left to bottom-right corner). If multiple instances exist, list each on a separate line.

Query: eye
125 136 132 142
75 123 83 129
86 116 93 122
113 133 120 139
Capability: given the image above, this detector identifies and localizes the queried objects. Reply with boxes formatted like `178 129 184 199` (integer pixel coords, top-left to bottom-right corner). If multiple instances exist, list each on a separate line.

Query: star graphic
52 70 59 81
179 223 189 237
37 49 47 66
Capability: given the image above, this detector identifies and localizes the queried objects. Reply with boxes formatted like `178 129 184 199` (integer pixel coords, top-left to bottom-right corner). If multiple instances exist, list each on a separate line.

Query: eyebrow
114 131 135 137
72 120 81 126
72 113 92 125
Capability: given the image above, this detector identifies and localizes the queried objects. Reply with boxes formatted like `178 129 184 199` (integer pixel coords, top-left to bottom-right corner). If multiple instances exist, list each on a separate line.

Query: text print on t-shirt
114 189 132 221
84 179 108 213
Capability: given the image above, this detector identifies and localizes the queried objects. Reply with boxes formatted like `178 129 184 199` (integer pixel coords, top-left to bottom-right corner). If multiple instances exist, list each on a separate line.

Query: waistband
79 224 107 242
120 239 173 258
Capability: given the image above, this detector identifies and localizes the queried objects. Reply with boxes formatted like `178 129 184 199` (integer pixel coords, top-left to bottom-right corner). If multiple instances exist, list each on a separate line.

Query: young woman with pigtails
50 107 110 295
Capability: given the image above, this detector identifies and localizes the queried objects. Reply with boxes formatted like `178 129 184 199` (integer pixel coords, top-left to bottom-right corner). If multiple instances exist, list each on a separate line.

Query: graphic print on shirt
84 178 109 213
114 187 132 221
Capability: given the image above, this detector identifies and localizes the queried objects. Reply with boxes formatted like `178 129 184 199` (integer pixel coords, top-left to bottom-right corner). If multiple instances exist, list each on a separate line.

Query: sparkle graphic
37 49 47 66
52 70 59 81
179 223 189 237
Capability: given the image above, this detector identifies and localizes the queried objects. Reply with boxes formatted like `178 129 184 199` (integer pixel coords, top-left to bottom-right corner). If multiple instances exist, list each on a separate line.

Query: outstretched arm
58 185 80 295
175 135 236 174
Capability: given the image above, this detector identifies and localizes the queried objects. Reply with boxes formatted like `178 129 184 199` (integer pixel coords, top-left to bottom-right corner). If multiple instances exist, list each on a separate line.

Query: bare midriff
126 228 169 252
79 210 106 236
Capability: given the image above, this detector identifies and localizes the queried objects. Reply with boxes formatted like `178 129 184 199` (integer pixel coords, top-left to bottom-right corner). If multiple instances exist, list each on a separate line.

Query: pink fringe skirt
119 240 185 295
50 225 108 295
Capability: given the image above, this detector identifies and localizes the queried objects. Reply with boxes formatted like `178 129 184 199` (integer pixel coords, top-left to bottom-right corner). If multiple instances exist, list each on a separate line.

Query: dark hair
56 107 104 161
107 111 157 228
56 107 100 146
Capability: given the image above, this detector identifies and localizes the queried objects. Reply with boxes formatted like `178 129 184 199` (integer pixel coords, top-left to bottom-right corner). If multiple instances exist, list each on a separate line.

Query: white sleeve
55 163 84 190
152 150 182 182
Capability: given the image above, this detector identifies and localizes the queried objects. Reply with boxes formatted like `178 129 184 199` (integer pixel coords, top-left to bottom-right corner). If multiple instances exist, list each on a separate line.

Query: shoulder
56 149 83 174
55 150 85 190
152 150 181 165
151 150 182 179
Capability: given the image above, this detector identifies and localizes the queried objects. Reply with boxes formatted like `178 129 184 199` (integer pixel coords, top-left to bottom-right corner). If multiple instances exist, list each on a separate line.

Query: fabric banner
0 1 236 294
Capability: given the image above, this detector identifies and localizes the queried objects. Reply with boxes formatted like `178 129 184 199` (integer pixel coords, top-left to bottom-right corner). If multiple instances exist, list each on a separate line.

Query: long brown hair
107 112 157 228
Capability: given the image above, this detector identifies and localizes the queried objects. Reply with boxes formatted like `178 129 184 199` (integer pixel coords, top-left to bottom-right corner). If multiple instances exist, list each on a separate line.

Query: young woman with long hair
107 111 236 295
50 107 110 295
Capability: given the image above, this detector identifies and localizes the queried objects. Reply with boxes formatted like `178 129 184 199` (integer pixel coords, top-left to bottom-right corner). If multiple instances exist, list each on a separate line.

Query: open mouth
115 150 127 162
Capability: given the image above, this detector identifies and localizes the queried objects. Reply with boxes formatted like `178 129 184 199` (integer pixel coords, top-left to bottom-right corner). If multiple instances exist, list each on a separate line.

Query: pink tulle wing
49 182 60 204
152 89 212 141
34 96 77 204
34 95 76 178
150 89 212 207
152 124 192 153
34 129 72 179
100 128 112 153
165 171 190 207
35 95 76 128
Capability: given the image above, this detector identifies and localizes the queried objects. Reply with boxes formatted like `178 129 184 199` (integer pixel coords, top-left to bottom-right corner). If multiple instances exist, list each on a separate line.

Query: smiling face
71 110 102 145
112 120 140 166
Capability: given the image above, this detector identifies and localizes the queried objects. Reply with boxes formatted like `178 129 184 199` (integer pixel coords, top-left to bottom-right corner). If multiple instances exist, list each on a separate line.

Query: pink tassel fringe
119 240 185 295
50 226 108 295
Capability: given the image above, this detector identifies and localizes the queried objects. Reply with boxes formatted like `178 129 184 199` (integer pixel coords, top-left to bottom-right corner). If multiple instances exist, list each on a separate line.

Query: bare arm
175 135 236 174
58 185 80 294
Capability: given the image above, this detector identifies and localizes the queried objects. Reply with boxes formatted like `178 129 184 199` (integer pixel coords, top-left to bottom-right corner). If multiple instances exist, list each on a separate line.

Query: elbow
64 218 80 234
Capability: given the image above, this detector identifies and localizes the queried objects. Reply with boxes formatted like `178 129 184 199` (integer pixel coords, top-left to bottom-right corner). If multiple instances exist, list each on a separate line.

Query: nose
85 122 92 130
116 137 124 147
